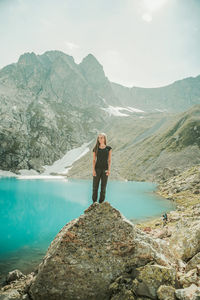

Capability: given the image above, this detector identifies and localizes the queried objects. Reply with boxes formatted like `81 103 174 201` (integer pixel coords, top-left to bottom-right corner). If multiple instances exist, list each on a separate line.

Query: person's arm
93 151 96 176
106 149 112 176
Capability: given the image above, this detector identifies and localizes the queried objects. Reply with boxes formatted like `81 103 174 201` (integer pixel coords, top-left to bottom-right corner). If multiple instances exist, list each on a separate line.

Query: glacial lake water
0 177 175 280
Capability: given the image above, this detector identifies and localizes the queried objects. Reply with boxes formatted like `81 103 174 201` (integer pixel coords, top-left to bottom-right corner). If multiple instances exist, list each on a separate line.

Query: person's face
98 135 105 143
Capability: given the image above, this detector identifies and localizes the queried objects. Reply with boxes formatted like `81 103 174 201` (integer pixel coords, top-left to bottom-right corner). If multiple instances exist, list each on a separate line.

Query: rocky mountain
0 50 200 175
79 54 119 106
1 202 200 299
68 104 200 181
111 75 200 112
0 51 112 172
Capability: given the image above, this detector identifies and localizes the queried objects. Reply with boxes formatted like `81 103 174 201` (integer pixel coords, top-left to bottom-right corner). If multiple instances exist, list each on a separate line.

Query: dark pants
92 168 108 203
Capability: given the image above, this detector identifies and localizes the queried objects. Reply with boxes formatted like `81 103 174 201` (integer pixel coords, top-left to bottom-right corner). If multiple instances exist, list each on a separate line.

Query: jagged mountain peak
79 53 108 89
80 53 102 66
40 50 75 65
17 50 76 69
18 52 38 65
79 53 105 74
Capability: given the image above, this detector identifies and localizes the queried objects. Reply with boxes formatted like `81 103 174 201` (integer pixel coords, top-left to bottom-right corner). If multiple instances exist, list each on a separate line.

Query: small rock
178 269 198 288
0 289 22 299
157 285 176 300
22 294 31 300
193 190 200 195
155 222 161 226
143 227 151 233
6 270 26 284
175 284 200 300
197 264 200 276
186 253 200 272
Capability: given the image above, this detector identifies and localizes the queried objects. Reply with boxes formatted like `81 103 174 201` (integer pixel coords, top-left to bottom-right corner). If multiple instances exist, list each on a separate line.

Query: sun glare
142 13 152 22
143 0 168 13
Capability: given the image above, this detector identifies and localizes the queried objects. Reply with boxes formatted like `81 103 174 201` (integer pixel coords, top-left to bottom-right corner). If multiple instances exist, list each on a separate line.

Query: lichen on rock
28 202 176 300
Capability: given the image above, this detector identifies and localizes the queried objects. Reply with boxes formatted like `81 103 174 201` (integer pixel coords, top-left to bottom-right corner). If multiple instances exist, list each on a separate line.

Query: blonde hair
93 133 107 155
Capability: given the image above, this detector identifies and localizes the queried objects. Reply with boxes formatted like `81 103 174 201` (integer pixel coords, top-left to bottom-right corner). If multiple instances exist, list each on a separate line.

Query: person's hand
106 170 110 176
93 170 96 176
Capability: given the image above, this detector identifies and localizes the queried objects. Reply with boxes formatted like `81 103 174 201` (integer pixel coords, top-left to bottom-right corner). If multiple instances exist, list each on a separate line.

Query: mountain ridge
0 49 200 175
68 104 200 181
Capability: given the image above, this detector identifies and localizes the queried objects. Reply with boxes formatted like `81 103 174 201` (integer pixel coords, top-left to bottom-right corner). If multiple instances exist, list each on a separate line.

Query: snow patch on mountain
0 141 92 180
101 105 145 117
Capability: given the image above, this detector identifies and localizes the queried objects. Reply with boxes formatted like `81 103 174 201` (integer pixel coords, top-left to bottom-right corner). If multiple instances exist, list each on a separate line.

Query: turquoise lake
0 177 175 279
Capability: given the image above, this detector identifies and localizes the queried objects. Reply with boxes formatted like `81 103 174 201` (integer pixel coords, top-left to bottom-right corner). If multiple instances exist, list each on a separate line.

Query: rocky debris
109 264 176 300
0 289 22 300
132 264 176 299
135 201 200 298
27 202 176 300
5 269 26 284
175 284 200 300
0 272 34 300
145 226 172 239
178 269 200 288
169 218 200 261
1 202 200 299
157 165 200 207
186 253 200 272
161 167 179 181
157 285 176 300
138 204 200 240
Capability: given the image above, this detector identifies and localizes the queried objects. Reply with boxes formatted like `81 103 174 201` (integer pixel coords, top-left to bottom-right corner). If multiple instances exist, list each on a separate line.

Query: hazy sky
0 0 200 87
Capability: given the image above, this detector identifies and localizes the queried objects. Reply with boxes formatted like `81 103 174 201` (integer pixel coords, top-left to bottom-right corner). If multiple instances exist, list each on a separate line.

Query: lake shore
135 165 200 231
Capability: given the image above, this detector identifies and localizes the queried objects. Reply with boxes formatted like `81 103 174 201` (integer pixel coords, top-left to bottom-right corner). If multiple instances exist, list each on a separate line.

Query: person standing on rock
92 133 112 203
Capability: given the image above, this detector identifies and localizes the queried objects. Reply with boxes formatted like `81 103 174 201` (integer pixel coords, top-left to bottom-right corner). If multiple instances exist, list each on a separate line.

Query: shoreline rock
28 202 176 300
1 163 199 299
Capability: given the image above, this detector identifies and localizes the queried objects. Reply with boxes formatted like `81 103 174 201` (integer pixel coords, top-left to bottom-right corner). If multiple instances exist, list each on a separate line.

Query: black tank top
93 146 112 170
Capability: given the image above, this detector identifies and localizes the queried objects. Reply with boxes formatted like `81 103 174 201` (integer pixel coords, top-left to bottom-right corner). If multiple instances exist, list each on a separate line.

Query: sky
0 0 200 88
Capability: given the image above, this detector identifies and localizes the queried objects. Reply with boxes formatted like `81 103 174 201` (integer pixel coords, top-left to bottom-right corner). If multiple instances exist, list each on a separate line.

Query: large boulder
133 264 176 299
185 252 200 272
169 219 200 261
29 202 176 300
0 272 34 300
175 284 200 300
161 167 178 181
109 264 176 300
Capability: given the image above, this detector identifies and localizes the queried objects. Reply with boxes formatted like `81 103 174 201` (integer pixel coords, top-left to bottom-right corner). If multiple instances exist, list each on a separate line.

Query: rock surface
169 217 200 261
157 165 200 207
0 272 34 300
28 202 176 300
186 253 200 272
0 51 110 173
1 200 200 299
157 285 176 300
175 284 200 300
5 269 25 284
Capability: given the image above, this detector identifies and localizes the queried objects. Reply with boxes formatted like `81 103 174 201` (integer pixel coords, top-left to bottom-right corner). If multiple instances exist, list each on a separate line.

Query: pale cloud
104 50 121 64
99 50 134 86
142 13 152 22
40 18 51 27
140 0 168 22
64 41 80 50
142 0 168 13
40 18 55 29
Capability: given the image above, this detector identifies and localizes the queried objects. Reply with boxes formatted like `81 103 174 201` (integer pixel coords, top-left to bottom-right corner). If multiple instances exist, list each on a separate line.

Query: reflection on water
0 177 175 281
